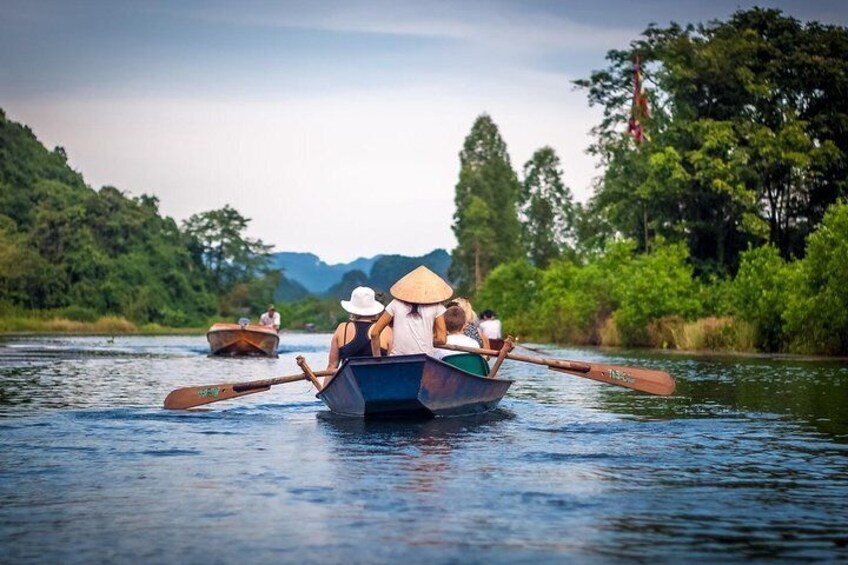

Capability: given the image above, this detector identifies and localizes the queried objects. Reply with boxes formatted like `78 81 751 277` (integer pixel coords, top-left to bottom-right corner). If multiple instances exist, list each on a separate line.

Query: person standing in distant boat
369 266 452 357
327 287 392 371
259 304 281 331
478 310 502 340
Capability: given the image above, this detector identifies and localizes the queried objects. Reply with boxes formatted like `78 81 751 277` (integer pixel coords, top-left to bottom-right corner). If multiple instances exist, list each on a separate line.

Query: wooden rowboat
317 354 512 419
206 322 279 357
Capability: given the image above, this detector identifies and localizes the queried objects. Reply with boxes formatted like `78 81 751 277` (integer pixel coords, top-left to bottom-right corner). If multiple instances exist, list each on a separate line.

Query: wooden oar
163 369 335 410
436 343 675 396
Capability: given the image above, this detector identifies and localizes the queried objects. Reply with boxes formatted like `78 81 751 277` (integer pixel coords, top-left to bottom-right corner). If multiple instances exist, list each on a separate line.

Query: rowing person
369 266 452 356
327 287 392 371
259 304 281 332
479 309 502 340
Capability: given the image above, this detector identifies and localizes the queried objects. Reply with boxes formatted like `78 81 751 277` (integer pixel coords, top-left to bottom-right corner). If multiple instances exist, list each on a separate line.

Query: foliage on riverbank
0 312 203 335
0 109 294 326
456 9 848 356
477 201 848 355
278 296 346 332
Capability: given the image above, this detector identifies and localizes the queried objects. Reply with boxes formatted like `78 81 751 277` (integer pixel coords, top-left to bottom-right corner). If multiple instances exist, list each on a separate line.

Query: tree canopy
520 147 576 268
0 109 286 325
450 114 522 292
574 8 848 273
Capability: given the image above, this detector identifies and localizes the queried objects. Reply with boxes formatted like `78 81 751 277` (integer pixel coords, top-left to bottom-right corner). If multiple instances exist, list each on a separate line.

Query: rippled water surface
1 334 847 563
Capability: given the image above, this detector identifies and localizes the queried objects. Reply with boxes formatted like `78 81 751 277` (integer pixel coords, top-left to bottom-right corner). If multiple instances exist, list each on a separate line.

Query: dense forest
0 108 283 330
0 107 453 333
460 9 848 355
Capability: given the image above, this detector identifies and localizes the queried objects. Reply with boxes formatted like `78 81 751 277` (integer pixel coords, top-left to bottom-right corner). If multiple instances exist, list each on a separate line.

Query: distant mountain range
270 249 451 300
270 252 381 294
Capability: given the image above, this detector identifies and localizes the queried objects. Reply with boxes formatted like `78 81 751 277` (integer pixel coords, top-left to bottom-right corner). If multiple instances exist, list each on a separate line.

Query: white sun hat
340 286 385 317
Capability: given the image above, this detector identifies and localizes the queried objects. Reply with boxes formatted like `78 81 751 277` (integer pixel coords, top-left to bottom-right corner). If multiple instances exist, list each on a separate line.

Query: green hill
0 108 217 325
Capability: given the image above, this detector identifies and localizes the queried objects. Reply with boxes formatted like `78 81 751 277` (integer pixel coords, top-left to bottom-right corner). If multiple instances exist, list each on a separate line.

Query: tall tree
183 205 273 295
450 114 522 291
520 147 575 267
575 8 846 272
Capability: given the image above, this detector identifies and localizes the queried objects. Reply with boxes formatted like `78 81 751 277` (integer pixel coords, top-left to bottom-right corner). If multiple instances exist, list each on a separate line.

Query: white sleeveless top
384 299 446 356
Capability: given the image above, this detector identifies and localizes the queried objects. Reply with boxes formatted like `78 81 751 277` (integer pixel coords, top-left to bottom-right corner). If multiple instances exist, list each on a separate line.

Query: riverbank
509 315 759 355
0 315 205 335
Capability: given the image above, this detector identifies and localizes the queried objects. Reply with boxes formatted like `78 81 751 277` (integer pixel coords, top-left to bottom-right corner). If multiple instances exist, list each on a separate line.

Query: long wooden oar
436 343 675 396
163 369 335 410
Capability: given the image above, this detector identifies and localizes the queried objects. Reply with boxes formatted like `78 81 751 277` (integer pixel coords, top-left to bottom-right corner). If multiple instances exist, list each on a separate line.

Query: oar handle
296 356 325 391
436 343 591 373
231 370 335 392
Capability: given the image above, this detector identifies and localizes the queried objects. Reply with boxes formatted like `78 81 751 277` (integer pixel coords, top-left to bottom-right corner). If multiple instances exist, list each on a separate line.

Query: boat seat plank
442 354 490 377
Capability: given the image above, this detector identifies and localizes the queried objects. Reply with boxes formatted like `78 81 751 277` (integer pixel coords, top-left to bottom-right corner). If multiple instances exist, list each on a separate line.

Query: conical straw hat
390 265 453 305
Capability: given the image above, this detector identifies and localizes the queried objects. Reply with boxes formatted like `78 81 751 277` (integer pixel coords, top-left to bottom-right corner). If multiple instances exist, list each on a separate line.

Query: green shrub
784 201 848 354
730 245 791 351
56 305 99 322
279 296 344 332
612 242 702 346
475 260 541 338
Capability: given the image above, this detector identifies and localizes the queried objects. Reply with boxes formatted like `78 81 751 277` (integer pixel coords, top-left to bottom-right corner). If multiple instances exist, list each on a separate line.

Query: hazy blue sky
2 0 846 262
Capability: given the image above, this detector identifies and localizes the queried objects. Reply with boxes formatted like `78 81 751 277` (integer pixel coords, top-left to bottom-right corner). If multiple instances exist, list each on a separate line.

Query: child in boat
446 297 490 350
433 306 482 359
327 287 392 370
369 266 452 356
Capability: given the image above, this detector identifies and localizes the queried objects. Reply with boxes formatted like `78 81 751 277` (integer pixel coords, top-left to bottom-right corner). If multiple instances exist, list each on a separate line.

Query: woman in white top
478 309 503 340
369 266 452 356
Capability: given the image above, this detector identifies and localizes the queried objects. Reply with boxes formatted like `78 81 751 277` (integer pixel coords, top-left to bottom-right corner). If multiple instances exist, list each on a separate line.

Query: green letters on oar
164 369 335 410
436 343 675 396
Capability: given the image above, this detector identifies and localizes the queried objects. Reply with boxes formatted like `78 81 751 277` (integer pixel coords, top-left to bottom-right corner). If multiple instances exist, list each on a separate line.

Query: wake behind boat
206 320 279 357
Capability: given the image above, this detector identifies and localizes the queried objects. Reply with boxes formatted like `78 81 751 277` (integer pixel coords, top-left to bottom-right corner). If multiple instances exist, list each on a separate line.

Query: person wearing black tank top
327 287 392 372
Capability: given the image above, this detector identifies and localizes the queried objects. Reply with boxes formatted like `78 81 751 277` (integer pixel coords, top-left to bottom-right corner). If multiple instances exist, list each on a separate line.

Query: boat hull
206 324 279 357
317 354 512 419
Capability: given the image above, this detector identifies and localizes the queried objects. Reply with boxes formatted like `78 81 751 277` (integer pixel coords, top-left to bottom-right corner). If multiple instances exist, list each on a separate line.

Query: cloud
5 69 601 263
166 0 637 52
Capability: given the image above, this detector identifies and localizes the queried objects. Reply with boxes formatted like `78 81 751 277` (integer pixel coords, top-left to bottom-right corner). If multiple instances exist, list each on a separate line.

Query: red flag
628 56 650 143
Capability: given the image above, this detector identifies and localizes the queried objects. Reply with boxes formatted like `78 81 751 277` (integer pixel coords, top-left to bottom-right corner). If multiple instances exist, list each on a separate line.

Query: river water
0 334 846 564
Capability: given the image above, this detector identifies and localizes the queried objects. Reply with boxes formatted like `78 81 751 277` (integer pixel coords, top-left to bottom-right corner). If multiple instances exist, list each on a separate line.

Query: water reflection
597 353 848 440
318 410 515 494
1 336 847 562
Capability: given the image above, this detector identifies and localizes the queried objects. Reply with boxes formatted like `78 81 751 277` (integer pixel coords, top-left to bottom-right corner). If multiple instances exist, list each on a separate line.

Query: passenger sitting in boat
446 297 490 350
369 266 452 356
434 306 482 359
479 310 502 340
259 304 281 331
327 287 392 370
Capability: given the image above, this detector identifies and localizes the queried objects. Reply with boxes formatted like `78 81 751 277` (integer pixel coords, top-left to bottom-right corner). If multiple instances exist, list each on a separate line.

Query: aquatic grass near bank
0 315 204 335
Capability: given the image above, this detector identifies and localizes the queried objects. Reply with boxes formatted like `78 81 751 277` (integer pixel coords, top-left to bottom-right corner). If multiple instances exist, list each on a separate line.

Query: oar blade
551 364 676 396
163 383 270 410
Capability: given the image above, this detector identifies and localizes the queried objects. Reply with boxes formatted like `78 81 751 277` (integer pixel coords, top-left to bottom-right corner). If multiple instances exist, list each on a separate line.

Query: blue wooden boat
316 354 512 419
